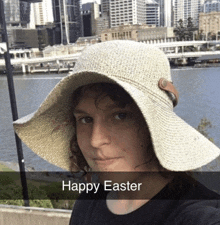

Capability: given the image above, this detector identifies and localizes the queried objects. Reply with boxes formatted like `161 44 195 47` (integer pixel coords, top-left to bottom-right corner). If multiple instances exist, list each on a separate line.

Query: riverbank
1 62 220 75
0 161 34 172
0 162 14 172
170 61 220 69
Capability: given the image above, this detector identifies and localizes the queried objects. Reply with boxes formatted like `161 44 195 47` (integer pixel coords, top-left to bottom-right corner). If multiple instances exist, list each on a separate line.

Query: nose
90 120 111 148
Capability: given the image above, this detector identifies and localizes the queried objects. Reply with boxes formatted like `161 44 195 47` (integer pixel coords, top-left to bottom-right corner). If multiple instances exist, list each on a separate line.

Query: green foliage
0 173 77 209
0 182 53 208
40 182 77 209
0 173 14 185
0 163 15 172
196 118 214 143
174 17 198 41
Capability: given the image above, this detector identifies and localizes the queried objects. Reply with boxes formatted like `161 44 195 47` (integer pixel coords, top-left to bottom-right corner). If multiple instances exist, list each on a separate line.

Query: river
0 67 220 171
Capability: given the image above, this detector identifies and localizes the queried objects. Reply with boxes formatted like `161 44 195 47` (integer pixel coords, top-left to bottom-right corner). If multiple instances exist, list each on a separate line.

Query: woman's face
73 89 157 172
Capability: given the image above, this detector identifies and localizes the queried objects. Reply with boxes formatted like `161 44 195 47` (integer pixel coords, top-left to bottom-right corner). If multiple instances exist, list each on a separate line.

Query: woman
13 41 220 224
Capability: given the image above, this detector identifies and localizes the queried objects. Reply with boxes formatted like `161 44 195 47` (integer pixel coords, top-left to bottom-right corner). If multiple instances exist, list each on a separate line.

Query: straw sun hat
13 40 220 172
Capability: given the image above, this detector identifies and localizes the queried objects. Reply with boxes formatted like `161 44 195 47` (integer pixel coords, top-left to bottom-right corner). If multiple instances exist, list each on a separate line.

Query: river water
0 67 220 171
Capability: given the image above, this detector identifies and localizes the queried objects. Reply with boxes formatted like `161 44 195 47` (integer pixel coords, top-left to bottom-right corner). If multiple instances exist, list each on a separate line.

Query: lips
93 157 121 165
93 157 121 161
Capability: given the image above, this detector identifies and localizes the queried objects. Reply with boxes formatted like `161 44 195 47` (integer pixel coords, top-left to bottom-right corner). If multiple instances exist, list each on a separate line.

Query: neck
106 173 174 215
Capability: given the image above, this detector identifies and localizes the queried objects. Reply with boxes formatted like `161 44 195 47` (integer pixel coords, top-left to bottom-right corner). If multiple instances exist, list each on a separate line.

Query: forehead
74 88 123 111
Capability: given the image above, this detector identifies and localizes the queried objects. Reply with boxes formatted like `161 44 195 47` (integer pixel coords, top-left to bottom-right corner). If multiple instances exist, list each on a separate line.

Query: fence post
0 0 29 206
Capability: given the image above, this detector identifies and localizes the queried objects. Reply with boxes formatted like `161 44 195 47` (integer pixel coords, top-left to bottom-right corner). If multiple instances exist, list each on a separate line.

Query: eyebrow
73 104 126 114
73 109 89 114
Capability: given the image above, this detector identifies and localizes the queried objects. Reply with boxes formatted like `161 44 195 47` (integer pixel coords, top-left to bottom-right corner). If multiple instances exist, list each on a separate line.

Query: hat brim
13 72 220 171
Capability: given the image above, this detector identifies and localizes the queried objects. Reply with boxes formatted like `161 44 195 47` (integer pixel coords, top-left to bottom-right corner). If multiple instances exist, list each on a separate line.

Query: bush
196 117 214 143
40 182 78 209
0 176 53 208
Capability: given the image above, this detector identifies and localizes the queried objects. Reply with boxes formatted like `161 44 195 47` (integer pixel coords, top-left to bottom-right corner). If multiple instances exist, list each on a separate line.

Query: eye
79 117 93 124
114 113 127 120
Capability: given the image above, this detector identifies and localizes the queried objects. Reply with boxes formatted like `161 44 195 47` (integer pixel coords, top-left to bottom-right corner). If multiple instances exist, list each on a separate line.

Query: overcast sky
82 0 101 4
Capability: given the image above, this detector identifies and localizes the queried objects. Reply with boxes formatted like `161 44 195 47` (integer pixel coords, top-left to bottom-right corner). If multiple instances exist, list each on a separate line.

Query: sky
82 0 101 4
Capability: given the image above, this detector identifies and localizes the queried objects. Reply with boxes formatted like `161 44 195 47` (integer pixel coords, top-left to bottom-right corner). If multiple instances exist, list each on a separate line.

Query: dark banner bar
0 172 220 200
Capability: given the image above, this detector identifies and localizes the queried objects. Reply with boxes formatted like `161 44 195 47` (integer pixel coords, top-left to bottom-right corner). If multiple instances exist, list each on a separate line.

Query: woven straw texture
13 41 220 171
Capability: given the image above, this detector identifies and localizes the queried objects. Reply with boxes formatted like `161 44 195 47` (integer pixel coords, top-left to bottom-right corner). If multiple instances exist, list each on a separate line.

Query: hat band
158 78 179 107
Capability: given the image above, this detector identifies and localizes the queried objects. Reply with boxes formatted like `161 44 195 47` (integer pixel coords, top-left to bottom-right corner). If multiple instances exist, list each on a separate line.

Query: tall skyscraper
30 0 54 27
82 2 101 36
82 3 93 36
3 0 21 26
146 0 160 26
20 1 31 26
173 0 201 27
109 0 146 28
2 0 34 27
101 0 110 15
52 0 83 44
156 0 172 27
202 0 220 13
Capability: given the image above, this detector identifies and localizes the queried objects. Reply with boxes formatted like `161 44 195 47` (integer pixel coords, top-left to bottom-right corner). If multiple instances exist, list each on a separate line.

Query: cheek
130 125 152 157
76 126 91 155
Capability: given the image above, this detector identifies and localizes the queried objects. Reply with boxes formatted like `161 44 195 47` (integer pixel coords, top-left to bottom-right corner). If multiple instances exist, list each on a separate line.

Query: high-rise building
146 0 160 26
202 0 220 13
2 0 34 27
3 0 21 26
100 0 110 28
82 2 100 36
101 0 110 15
173 0 201 27
52 0 83 44
156 0 172 27
30 0 54 27
91 3 101 35
20 1 31 27
82 3 93 36
109 0 146 28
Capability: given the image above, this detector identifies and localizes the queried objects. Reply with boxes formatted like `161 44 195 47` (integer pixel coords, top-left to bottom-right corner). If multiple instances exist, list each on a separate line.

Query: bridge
0 53 81 73
166 51 220 59
1 40 220 73
151 40 220 49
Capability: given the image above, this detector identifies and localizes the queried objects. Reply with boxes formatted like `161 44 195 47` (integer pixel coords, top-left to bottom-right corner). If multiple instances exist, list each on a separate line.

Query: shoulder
167 200 220 225
164 176 220 225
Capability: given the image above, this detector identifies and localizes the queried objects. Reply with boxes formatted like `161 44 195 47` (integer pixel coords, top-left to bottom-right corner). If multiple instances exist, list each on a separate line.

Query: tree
174 18 198 41
217 31 220 40
196 118 214 143
174 19 185 41
187 17 193 28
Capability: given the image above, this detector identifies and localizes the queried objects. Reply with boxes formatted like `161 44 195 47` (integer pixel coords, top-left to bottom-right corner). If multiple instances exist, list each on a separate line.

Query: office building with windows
155 0 172 27
20 1 31 27
52 0 83 44
3 0 21 27
30 0 53 28
109 0 146 28
101 0 110 15
146 0 160 26
82 2 100 36
173 0 202 27
199 11 220 35
202 0 220 13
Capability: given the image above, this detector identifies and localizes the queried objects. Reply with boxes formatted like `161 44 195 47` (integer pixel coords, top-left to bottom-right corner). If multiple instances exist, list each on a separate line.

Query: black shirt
69 176 220 225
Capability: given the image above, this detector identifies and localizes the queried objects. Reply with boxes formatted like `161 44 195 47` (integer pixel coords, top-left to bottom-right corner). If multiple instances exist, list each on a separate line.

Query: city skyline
82 0 101 4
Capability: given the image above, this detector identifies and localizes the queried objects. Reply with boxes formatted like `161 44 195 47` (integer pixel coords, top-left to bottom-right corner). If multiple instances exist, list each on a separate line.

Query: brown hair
69 82 168 174
69 83 196 188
